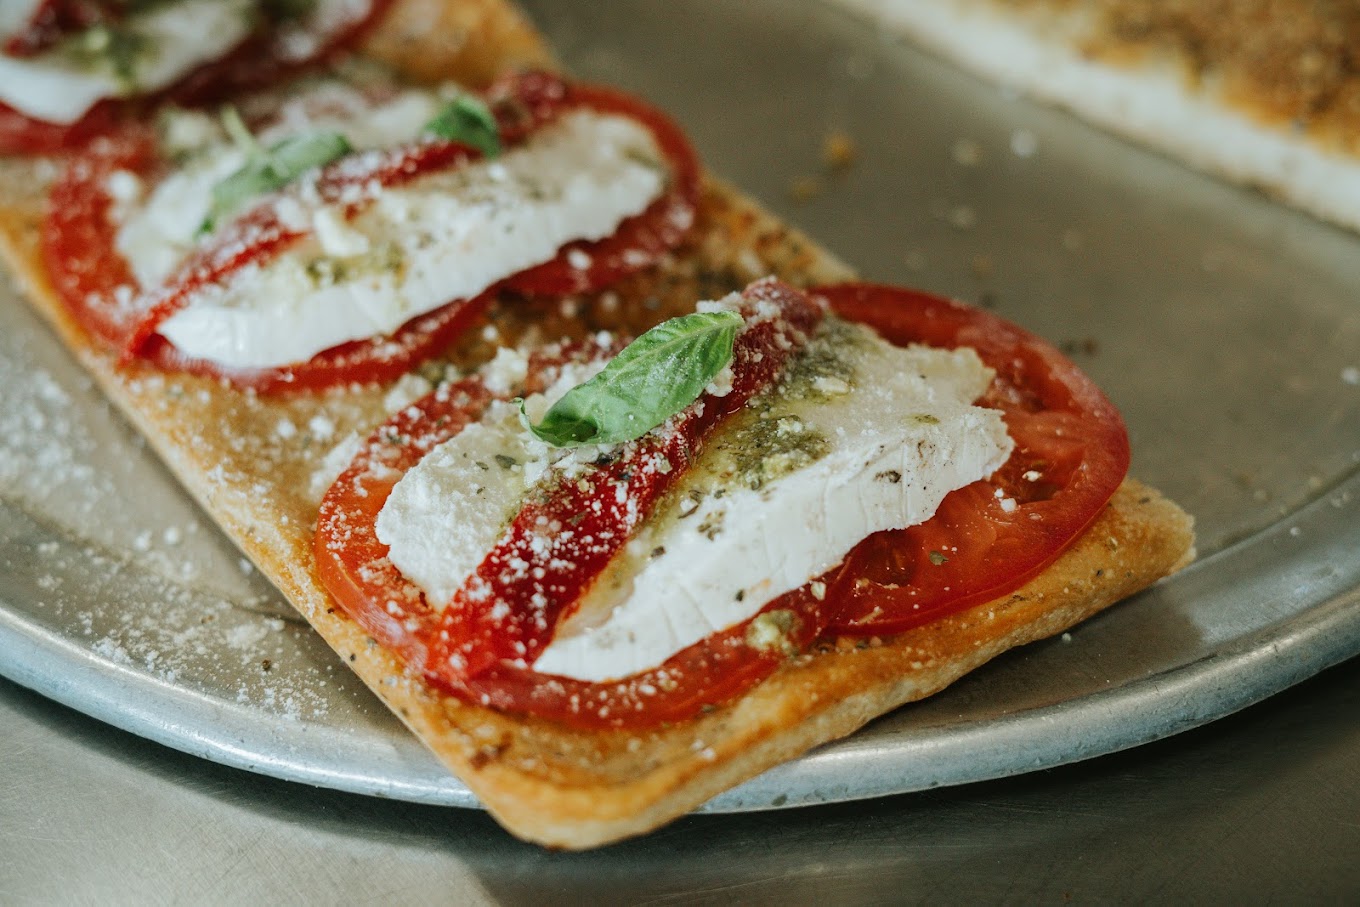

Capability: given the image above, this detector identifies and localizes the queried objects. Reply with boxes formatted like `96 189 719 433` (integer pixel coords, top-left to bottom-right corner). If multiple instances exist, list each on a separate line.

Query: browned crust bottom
1018 0 1360 152
382 479 1193 847
0 0 1194 849
361 0 558 87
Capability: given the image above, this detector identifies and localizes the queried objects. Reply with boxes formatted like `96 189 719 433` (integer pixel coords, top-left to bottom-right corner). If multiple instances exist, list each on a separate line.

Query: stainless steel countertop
3 663 1357 901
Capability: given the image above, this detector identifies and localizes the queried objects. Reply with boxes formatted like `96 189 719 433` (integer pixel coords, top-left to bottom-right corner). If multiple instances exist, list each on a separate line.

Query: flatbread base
0 0 1194 849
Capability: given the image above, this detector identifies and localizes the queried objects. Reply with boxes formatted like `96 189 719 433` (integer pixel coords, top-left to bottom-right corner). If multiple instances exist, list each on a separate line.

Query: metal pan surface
1 0 1358 811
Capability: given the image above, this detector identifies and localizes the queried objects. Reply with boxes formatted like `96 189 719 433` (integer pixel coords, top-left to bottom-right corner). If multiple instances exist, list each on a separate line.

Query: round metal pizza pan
1 0 1358 813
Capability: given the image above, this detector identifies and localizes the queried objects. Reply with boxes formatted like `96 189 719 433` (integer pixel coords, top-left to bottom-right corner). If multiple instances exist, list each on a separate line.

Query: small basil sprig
424 95 501 159
200 108 352 234
520 311 744 447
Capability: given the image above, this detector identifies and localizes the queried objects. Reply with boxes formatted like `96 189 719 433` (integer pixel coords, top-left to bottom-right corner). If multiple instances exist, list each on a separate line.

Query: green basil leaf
200 129 352 234
424 96 501 159
521 311 744 448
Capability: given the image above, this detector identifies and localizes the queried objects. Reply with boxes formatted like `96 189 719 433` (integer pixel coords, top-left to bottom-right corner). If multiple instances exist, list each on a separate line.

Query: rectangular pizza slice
0 0 1194 848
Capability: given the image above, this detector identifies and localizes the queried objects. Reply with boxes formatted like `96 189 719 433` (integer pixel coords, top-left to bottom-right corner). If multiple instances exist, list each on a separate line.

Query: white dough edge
834 0 1360 234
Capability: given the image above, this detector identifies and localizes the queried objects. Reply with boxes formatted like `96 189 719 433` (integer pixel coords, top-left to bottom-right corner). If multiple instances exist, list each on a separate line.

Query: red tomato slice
316 280 1129 729
42 127 158 348
0 99 119 153
502 80 701 298
42 70 700 392
0 1 391 155
315 280 829 729
813 283 1130 635
432 280 821 678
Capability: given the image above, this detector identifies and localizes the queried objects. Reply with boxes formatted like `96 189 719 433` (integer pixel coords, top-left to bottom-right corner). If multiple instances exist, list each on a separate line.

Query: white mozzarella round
534 331 1011 681
379 316 1013 682
376 353 610 607
0 0 255 124
152 109 665 369
0 0 46 42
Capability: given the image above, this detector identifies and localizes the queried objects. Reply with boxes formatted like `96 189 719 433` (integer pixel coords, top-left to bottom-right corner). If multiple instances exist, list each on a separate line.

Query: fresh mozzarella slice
379 315 1013 683
0 0 255 124
376 349 612 607
534 321 1011 681
113 87 445 288
153 109 666 369
257 84 443 153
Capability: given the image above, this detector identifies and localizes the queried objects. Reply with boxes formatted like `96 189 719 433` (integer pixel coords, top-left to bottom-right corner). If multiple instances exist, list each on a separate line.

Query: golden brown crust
1025 0 1360 151
391 480 1193 847
362 0 559 87
0 0 1194 849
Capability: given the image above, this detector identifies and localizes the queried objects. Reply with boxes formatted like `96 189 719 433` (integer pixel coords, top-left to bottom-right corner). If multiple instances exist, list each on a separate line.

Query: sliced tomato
451 587 830 728
0 1 392 155
0 98 121 153
814 283 1130 635
315 280 829 729
135 293 493 393
502 80 701 298
43 70 700 392
42 127 158 348
315 281 1127 729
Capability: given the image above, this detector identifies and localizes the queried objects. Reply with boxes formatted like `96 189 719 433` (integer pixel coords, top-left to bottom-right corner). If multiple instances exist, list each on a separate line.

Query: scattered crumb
822 130 857 170
1060 338 1101 357
952 137 983 166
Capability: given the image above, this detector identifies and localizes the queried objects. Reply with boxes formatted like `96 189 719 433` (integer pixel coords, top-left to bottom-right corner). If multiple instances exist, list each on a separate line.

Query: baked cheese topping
112 85 447 288
0 1 46 41
0 0 253 124
109 84 667 369
378 313 1013 682
0 0 372 124
376 344 613 606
